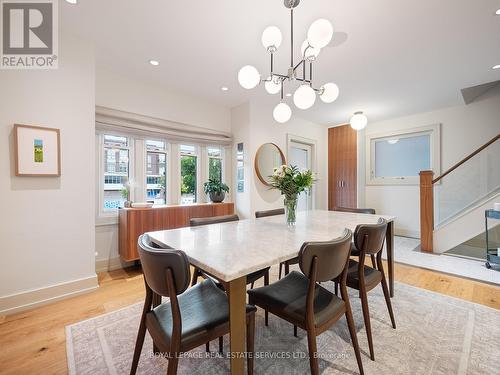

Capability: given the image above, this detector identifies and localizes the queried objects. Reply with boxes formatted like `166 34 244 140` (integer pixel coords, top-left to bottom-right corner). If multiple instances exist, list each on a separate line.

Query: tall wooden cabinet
328 125 357 210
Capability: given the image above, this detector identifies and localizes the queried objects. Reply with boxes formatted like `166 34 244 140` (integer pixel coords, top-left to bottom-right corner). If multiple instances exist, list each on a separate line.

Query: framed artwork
236 142 244 192
14 124 61 176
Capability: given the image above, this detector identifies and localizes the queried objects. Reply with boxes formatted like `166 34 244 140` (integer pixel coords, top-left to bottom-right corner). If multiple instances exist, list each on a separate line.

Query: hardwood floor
0 262 499 375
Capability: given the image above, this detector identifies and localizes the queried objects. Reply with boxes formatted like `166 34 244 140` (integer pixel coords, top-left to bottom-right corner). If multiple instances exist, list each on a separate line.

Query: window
180 144 198 204
208 146 223 182
366 124 440 185
146 140 167 205
103 135 130 209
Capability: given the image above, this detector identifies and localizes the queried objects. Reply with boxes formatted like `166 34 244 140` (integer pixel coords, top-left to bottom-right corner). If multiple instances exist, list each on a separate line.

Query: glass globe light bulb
265 76 282 95
319 83 339 103
261 26 282 52
350 111 368 130
301 40 321 61
293 84 316 110
307 18 334 49
273 102 292 123
238 65 260 89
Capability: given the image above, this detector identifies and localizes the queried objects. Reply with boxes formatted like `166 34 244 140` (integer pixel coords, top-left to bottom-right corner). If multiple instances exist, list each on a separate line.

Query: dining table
147 209 396 375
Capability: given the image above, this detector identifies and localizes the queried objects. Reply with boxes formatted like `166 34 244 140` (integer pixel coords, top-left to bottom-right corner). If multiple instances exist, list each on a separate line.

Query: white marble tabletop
147 210 395 283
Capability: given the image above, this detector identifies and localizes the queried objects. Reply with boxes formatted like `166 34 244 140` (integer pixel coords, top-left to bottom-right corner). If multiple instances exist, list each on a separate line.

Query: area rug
66 268 500 375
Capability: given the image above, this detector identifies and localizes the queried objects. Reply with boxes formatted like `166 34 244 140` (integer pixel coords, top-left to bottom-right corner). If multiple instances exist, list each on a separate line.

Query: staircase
419 134 500 253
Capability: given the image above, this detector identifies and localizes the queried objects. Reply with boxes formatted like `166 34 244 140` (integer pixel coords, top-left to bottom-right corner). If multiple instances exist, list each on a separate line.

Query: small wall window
103 135 130 209
366 124 440 185
180 144 198 204
146 140 167 205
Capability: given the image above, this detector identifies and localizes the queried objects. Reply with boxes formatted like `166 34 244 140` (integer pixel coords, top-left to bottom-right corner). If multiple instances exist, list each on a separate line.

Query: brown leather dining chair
335 218 396 361
333 207 378 269
131 234 256 375
248 230 365 375
254 208 298 279
190 214 270 347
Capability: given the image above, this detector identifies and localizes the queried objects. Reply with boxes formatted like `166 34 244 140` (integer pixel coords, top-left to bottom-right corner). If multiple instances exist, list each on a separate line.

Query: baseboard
0 275 98 316
395 228 420 239
95 257 133 273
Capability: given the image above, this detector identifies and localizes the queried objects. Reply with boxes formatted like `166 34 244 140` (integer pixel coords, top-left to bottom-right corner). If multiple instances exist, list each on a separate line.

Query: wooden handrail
432 134 500 184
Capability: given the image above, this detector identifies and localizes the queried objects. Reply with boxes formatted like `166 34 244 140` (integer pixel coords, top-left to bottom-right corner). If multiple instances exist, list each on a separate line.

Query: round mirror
255 143 286 186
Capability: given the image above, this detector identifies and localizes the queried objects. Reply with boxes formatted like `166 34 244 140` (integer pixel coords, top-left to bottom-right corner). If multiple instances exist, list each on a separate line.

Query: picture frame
14 124 61 177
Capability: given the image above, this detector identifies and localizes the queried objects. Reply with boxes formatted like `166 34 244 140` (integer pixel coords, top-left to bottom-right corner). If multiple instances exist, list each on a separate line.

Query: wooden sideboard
119 202 235 261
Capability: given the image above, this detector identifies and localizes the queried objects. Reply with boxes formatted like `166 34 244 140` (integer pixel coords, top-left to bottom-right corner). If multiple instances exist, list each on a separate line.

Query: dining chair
190 214 270 345
247 230 365 375
333 207 378 269
254 208 298 279
131 234 256 375
335 218 396 361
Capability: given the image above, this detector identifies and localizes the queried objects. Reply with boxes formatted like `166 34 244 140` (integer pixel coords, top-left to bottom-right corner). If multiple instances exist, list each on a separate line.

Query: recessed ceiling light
285 93 292 97
65 0 78 4
149 60 160 66
221 87 229 91
493 64 500 70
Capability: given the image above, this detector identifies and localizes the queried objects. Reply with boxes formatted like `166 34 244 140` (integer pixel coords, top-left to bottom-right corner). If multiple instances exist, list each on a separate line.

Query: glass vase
284 196 298 226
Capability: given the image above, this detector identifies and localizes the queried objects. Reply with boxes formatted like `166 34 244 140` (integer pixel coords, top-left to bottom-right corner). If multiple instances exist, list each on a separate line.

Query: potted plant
204 179 230 203
269 165 315 225
121 185 131 208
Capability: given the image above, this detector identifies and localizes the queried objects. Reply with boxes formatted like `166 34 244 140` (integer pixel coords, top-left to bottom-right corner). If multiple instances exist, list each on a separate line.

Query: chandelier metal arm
290 8 294 68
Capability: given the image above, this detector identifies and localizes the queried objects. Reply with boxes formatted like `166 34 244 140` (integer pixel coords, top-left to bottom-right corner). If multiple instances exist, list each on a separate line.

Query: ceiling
61 0 500 125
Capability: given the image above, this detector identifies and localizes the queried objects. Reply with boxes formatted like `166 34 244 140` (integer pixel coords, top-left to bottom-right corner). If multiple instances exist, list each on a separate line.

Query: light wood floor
0 262 499 375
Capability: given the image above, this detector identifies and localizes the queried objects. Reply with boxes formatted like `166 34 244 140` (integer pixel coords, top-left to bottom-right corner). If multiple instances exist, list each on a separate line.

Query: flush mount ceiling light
237 0 338 123
493 64 500 70
65 0 78 4
350 111 368 130
496 9 500 15
221 87 229 91
149 60 160 66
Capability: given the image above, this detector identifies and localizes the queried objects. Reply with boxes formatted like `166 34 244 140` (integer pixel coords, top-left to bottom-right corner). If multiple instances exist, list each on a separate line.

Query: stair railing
419 133 500 252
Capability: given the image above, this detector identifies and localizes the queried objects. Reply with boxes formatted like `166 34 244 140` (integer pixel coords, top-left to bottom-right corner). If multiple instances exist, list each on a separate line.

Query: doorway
288 137 314 211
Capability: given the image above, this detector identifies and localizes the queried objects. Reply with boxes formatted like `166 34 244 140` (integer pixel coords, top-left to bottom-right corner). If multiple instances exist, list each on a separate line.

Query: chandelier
237 0 339 123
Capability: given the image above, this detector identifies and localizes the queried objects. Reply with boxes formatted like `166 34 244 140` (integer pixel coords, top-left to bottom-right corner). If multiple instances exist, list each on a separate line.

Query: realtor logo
1 0 58 69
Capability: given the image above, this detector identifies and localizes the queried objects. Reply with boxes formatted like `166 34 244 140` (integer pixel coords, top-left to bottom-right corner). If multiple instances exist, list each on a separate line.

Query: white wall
0 34 97 314
94 69 233 271
361 86 500 237
96 67 231 133
231 99 328 219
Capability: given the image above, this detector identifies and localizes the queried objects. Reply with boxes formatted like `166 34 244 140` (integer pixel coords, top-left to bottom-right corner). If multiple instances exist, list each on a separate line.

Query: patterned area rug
66 268 500 375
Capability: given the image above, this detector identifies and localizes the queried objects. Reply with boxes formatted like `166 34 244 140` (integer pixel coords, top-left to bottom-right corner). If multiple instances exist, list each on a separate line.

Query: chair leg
380 271 396 329
334 281 338 296
279 263 283 280
306 329 319 375
219 336 224 353
370 255 376 269
130 315 147 375
246 313 255 375
284 262 290 276
250 281 255 289
167 352 179 375
205 342 210 352
359 286 375 361
264 270 269 326
344 301 365 375
293 325 298 337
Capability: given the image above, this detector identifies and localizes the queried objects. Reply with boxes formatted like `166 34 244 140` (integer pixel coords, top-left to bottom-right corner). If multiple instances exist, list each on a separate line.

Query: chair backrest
298 229 352 282
334 206 376 215
137 234 191 297
255 208 285 218
189 214 239 227
354 218 387 255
